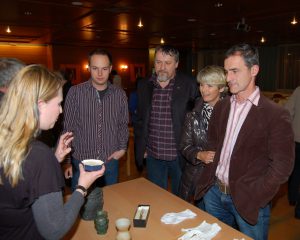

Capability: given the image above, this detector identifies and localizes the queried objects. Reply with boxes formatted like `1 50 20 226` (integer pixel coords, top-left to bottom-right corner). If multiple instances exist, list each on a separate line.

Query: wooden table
64 178 252 240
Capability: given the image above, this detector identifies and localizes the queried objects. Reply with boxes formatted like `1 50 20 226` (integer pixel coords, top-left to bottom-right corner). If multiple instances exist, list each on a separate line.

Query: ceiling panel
0 0 299 49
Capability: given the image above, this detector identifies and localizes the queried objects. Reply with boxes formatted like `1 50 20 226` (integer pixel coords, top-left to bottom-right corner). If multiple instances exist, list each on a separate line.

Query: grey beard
157 73 169 82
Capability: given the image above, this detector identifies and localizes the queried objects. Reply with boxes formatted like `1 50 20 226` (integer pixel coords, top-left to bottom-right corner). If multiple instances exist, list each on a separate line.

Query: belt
215 178 230 195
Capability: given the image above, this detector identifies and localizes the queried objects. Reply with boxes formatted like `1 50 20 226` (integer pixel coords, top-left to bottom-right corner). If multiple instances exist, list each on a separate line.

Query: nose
97 69 102 76
158 62 166 71
226 71 233 82
201 85 209 93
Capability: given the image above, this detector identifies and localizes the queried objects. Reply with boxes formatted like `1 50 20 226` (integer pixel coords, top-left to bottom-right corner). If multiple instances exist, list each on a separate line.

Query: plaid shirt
146 78 177 160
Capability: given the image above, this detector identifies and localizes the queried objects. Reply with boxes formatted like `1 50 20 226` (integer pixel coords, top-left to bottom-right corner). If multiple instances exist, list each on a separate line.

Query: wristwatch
76 185 87 197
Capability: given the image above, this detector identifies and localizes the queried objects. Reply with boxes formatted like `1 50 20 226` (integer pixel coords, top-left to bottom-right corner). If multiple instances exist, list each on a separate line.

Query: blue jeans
203 185 270 240
71 157 119 192
146 155 182 195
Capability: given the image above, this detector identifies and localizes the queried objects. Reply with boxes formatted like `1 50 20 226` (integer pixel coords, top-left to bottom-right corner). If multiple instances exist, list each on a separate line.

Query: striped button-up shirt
216 87 260 184
63 80 129 162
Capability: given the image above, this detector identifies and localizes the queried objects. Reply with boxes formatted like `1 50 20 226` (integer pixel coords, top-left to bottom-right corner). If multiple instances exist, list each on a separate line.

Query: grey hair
0 58 25 88
155 45 179 62
225 43 259 69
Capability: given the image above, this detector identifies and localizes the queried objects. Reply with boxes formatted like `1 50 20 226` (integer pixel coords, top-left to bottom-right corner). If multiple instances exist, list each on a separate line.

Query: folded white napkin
178 221 221 240
161 209 197 224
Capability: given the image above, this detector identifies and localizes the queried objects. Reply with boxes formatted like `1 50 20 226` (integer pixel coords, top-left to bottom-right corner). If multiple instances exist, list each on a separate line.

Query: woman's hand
55 132 74 163
197 151 215 164
77 164 105 189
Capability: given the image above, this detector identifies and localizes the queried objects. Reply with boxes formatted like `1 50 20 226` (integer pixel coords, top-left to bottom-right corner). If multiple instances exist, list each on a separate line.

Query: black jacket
134 72 199 169
178 99 207 200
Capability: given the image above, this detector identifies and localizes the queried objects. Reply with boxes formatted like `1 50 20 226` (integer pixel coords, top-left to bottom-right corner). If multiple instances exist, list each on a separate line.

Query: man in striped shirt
135 45 199 195
194 43 294 240
63 49 129 191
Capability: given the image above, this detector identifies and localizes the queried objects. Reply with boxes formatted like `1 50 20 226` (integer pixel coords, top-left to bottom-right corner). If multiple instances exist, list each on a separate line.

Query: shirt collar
231 86 260 106
88 78 112 91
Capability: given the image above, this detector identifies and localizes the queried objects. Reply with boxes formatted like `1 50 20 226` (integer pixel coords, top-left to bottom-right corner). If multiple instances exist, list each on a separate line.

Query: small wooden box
133 205 150 228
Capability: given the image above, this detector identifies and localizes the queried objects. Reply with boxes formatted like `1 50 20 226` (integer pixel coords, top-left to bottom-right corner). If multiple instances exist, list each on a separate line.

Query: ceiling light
187 18 197 22
260 36 265 43
214 2 223 7
71 1 83 6
291 16 298 25
137 18 143 28
6 26 11 33
160 38 165 44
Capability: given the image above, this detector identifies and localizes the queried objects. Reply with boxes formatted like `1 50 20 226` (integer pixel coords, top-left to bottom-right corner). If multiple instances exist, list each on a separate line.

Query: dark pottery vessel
80 186 104 220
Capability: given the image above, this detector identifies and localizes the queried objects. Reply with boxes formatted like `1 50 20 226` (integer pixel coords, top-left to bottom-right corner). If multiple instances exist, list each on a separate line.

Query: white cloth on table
160 209 197 224
178 221 222 240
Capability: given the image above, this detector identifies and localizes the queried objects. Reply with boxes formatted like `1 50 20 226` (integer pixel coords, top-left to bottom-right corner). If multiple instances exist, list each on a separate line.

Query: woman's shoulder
193 98 204 112
27 140 56 167
30 140 52 154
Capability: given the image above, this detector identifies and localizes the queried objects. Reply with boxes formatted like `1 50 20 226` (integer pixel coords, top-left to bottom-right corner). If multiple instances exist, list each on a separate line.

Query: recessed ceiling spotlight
291 16 298 25
137 18 143 28
6 26 11 33
210 33 216 36
24 11 32 16
71 1 83 6
260 36 266 43
214 2 223 8
187 18 197 22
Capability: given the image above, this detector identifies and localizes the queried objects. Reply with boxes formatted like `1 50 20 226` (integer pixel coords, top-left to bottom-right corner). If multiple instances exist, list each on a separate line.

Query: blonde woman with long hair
0 65 105 239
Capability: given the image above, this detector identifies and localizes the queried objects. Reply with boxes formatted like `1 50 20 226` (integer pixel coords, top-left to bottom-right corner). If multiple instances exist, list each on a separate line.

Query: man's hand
63 163 73 179
108 149 126 161
55 132 74 162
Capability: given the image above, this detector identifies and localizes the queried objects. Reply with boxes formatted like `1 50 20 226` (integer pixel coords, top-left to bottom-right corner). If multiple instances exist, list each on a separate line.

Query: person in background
63 49 129 191
111 69 122 88
135 45 199 195
0 57 25 101
179 65 227 210
0 65 105 239
284 86 300 219
129 77 142 128
194 43 294 240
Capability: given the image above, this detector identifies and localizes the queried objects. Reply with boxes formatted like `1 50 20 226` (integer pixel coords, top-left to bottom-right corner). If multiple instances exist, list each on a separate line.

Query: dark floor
118 134 300 240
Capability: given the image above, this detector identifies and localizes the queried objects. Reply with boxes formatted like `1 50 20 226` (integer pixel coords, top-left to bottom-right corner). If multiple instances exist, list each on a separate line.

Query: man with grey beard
134 45 199 195
0 58 25 101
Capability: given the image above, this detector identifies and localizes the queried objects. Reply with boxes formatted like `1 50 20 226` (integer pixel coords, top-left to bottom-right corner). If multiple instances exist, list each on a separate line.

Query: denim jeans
203 185 270 240
71 157 119 192
146 155 182 195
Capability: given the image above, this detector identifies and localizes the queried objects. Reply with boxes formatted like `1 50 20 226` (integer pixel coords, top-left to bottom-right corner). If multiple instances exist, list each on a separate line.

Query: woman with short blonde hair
179 65 227 209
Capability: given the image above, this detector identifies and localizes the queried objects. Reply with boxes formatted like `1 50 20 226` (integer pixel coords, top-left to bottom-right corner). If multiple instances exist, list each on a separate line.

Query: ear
38 100 46 112
175 61 179 69
251 65 259 77
109 65 113 73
